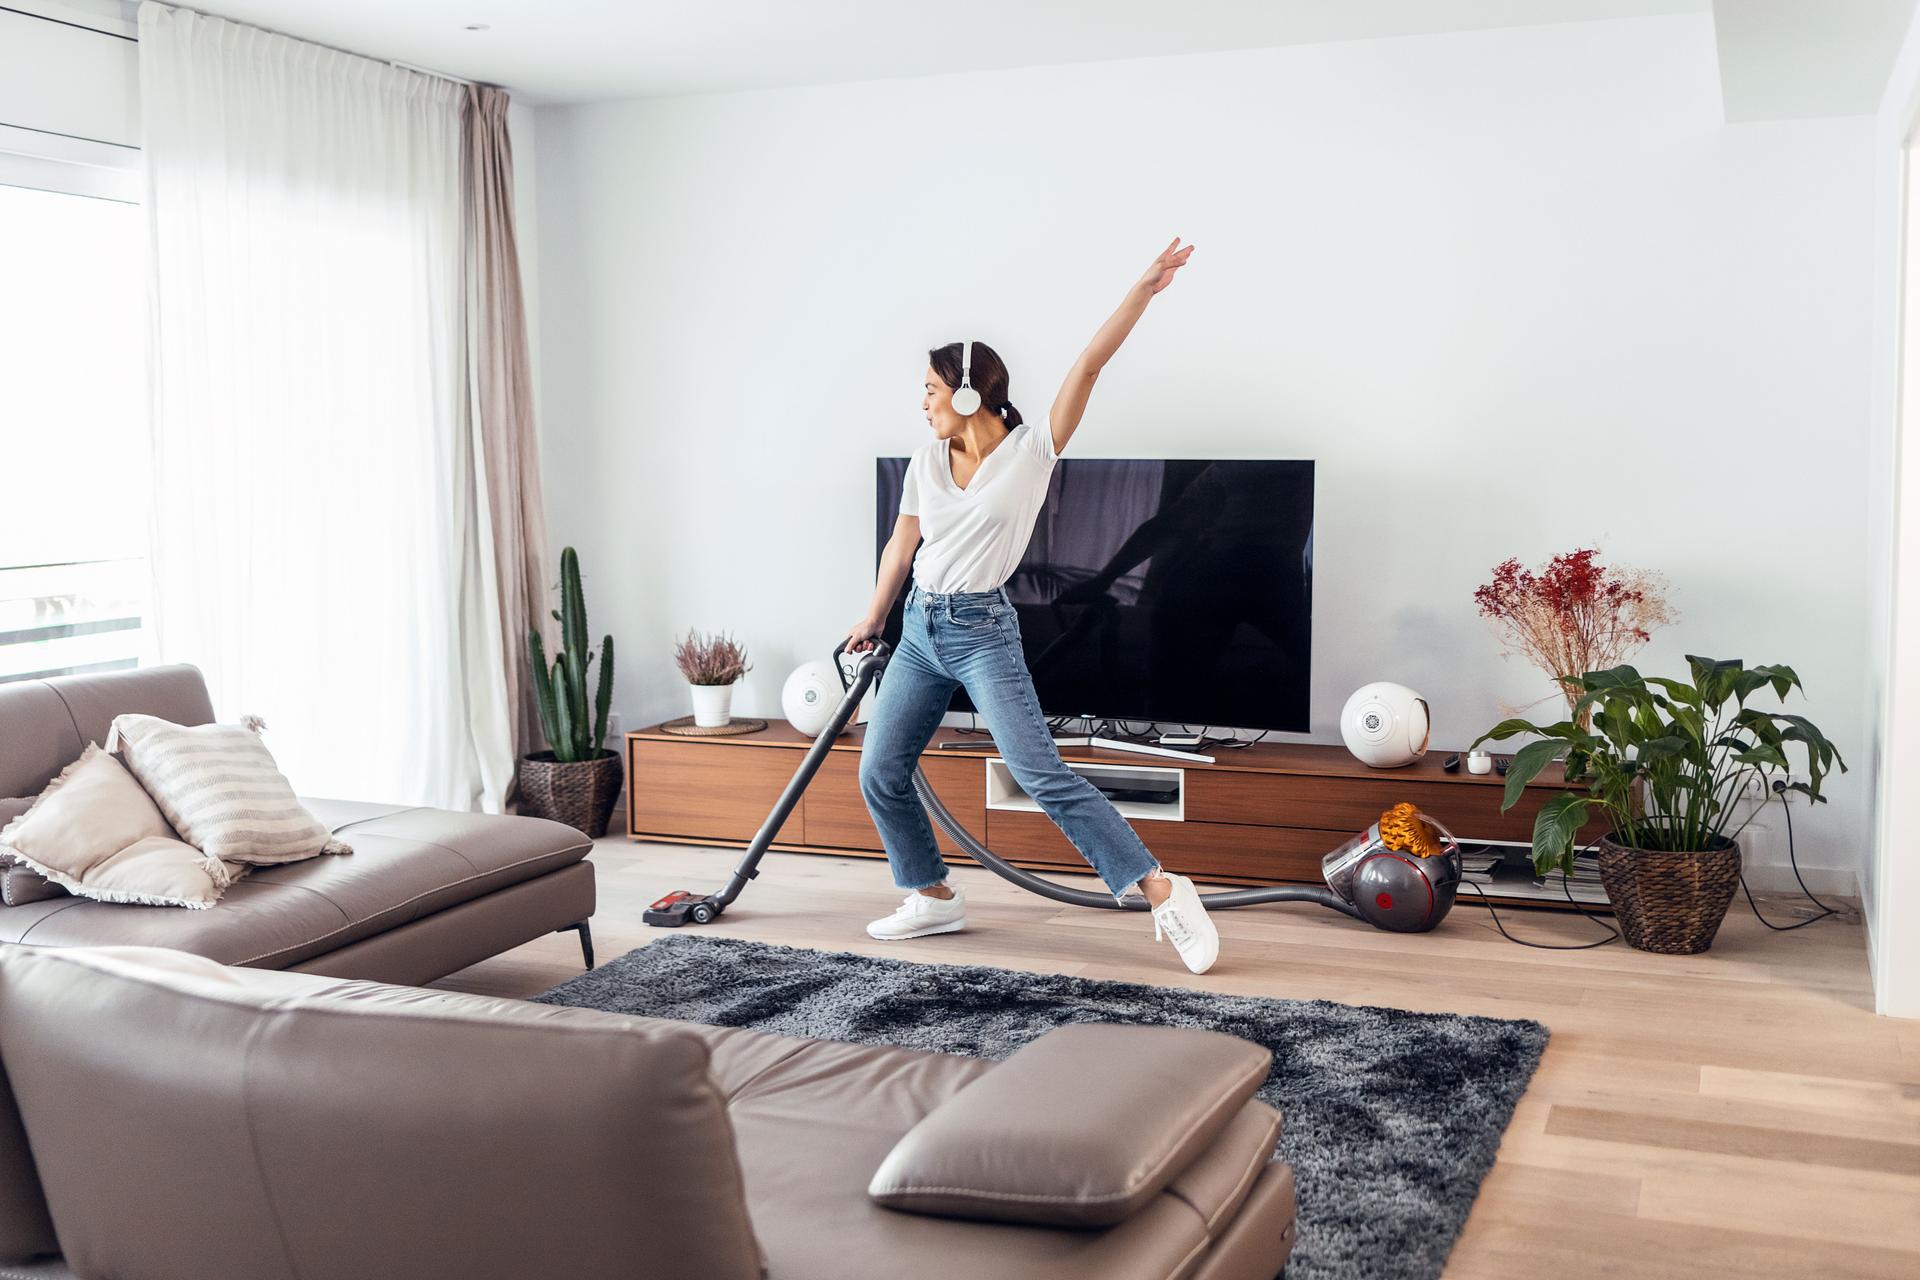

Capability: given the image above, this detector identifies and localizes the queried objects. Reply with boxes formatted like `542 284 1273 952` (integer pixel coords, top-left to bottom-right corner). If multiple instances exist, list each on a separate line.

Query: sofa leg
558 921 595 970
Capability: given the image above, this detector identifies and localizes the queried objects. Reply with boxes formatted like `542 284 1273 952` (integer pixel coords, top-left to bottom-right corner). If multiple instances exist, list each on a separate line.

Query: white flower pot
689 681 735 727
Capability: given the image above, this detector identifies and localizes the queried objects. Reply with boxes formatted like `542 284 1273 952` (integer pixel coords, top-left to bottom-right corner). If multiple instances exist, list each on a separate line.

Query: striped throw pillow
106 715 350 865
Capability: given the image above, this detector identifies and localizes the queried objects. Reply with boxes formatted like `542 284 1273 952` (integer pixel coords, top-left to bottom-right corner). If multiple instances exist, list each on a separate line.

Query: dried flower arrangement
673 629 752 686
1474 548 1673 728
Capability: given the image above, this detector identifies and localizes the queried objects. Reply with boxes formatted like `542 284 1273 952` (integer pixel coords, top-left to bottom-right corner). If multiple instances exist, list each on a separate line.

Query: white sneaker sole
1176 937 1221 975
866 917 967 941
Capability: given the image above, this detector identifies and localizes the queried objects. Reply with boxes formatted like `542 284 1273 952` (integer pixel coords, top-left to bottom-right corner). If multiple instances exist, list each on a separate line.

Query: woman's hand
1135 236 1195 296
844 614 885 653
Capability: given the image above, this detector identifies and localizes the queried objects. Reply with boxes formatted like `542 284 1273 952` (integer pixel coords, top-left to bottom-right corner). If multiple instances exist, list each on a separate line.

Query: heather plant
674 630 751 686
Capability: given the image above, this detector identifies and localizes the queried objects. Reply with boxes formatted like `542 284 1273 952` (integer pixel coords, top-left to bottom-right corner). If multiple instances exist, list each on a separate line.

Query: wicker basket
517 750 623 838
1596 834 1741 954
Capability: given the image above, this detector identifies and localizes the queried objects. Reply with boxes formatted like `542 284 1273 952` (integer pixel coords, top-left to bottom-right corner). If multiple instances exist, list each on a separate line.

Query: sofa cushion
724 1092 1211 1280
268 801 592 920
299 804 591 902
0 805 592 969
0 876 358 966
108 714 347 865
869 1023 1273 1227
0 864 65 907
658 1019 1293 1280
0 665 217 800
0 745 230 910
0 746 172 870
37 664 216 753
0 1054 56 1265
0 685 84 803
0 800 63 907
0 946 763 1280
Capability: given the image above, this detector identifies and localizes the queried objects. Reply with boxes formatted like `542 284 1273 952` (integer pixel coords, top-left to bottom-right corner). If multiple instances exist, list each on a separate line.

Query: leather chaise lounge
0 946 1300 1279
0 665 595 985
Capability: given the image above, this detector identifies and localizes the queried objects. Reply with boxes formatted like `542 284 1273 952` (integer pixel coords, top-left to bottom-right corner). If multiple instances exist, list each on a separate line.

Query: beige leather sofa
0 666 595 985
0 946 1298 1280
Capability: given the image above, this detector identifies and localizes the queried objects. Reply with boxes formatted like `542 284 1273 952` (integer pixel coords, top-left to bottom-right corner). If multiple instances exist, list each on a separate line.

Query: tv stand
625 721 1606 912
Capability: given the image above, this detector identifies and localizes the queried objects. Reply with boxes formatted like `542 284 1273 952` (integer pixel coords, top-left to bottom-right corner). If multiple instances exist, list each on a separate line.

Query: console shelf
626 722 1607 912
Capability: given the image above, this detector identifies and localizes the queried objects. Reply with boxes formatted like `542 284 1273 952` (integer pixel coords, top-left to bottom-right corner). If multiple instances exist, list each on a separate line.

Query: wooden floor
437 839 1920 1280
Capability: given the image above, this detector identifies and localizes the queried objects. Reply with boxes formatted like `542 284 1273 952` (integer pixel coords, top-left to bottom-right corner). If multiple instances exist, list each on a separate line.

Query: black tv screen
875 458 1313 732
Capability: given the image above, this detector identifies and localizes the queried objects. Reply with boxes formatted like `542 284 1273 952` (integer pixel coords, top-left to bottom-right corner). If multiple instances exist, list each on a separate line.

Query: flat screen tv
875 457 1313 732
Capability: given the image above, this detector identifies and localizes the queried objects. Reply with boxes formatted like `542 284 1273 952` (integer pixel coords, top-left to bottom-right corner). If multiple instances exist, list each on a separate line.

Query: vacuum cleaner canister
1322 805 1463 932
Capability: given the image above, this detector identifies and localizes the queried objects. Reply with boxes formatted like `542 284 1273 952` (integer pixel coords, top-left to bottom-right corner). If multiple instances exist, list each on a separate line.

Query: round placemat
658 716 769 737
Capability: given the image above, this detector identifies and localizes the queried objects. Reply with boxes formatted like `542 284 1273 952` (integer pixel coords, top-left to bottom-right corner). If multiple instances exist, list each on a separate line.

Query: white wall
532 12 1875 888
1865 5 1920 1016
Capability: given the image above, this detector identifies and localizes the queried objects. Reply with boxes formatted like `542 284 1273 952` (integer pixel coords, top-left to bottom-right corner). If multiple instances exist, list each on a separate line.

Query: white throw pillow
0 745 233 909
0 797 66 905
106 715 350 865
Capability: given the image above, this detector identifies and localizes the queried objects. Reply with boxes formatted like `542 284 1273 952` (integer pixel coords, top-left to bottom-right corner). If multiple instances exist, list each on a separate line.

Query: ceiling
153 0 1713 104
73 0 1916 118
1715 0 1917 121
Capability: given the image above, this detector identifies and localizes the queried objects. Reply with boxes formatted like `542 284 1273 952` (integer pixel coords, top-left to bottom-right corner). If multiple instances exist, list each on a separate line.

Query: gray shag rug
535 935 1547 1280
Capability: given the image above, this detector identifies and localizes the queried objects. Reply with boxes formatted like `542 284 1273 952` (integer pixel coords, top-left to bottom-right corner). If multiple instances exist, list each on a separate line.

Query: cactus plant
529 547 615 763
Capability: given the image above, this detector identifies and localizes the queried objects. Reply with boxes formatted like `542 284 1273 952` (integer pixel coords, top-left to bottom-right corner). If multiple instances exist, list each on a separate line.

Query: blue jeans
858 583 1161 900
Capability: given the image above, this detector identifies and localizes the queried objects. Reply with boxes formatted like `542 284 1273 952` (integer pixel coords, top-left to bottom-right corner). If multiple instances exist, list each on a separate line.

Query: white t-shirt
899 418 1058 594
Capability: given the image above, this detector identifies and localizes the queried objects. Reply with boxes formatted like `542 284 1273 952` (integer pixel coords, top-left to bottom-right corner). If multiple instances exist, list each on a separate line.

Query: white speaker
782 660 849 738
1340 682 1431 769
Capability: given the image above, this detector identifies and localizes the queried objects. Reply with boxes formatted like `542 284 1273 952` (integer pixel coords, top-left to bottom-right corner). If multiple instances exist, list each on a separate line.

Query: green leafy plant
1472 656 1844 875
529 547 614 762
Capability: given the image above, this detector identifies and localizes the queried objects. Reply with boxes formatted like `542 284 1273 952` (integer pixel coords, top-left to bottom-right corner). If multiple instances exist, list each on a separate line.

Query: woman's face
922 365 968 440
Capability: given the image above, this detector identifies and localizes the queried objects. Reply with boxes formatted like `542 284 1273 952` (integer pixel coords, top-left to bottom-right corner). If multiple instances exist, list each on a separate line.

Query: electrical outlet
1743 773 1805 802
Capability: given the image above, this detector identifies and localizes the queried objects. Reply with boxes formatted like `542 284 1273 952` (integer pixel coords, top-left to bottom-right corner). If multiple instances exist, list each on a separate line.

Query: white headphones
950 340 982 416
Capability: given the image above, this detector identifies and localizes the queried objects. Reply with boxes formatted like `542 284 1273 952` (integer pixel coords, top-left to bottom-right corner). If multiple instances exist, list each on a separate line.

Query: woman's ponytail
998 400 1025 430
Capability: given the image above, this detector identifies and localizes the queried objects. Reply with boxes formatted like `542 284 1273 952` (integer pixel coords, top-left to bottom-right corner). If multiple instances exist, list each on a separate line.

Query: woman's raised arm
1047 237 1195 455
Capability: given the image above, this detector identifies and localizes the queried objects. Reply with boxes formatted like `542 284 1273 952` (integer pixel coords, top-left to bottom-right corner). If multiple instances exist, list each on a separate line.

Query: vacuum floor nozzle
643 890 719 927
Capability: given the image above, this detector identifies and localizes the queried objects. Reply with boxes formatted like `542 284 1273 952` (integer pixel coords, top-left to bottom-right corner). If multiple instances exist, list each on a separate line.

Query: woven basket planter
1596 834 1741 954
517 749 623 838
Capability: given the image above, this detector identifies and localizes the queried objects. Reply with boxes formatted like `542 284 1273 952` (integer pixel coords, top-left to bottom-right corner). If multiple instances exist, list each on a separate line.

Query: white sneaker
1149 873 1220 974
867 887 968 940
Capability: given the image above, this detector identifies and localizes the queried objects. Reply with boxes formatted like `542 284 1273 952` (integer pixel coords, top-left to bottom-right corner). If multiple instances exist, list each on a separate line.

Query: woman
844 237 1221 974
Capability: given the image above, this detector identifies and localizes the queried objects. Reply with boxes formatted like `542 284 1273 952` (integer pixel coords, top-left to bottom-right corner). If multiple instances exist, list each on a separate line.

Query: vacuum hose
839 638 1365 921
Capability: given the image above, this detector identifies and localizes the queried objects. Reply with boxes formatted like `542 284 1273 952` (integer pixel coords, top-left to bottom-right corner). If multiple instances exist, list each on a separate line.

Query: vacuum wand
643 639 890 927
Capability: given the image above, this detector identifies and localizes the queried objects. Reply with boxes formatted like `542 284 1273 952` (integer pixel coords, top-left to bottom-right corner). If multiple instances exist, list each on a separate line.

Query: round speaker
1339 682 1431 768
781 660 848 738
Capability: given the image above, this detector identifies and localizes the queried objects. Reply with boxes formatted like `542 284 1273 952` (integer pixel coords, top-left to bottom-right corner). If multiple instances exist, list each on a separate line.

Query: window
0 168 149 682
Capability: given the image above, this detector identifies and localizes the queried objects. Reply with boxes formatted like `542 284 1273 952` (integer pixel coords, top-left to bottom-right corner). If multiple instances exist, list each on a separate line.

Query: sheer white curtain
139 3 513 810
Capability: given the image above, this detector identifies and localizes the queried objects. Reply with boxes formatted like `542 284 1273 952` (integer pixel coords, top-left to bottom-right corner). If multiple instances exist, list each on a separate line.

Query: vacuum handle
833 636 891 693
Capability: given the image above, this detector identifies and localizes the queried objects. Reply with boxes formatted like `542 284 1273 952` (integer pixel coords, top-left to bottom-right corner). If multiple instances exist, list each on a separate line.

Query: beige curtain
462 85 553 783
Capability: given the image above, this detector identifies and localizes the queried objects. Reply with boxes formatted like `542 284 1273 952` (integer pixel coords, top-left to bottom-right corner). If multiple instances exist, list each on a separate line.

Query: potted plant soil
520 547 622 837
1474 656 1843 954
674 630 751 726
